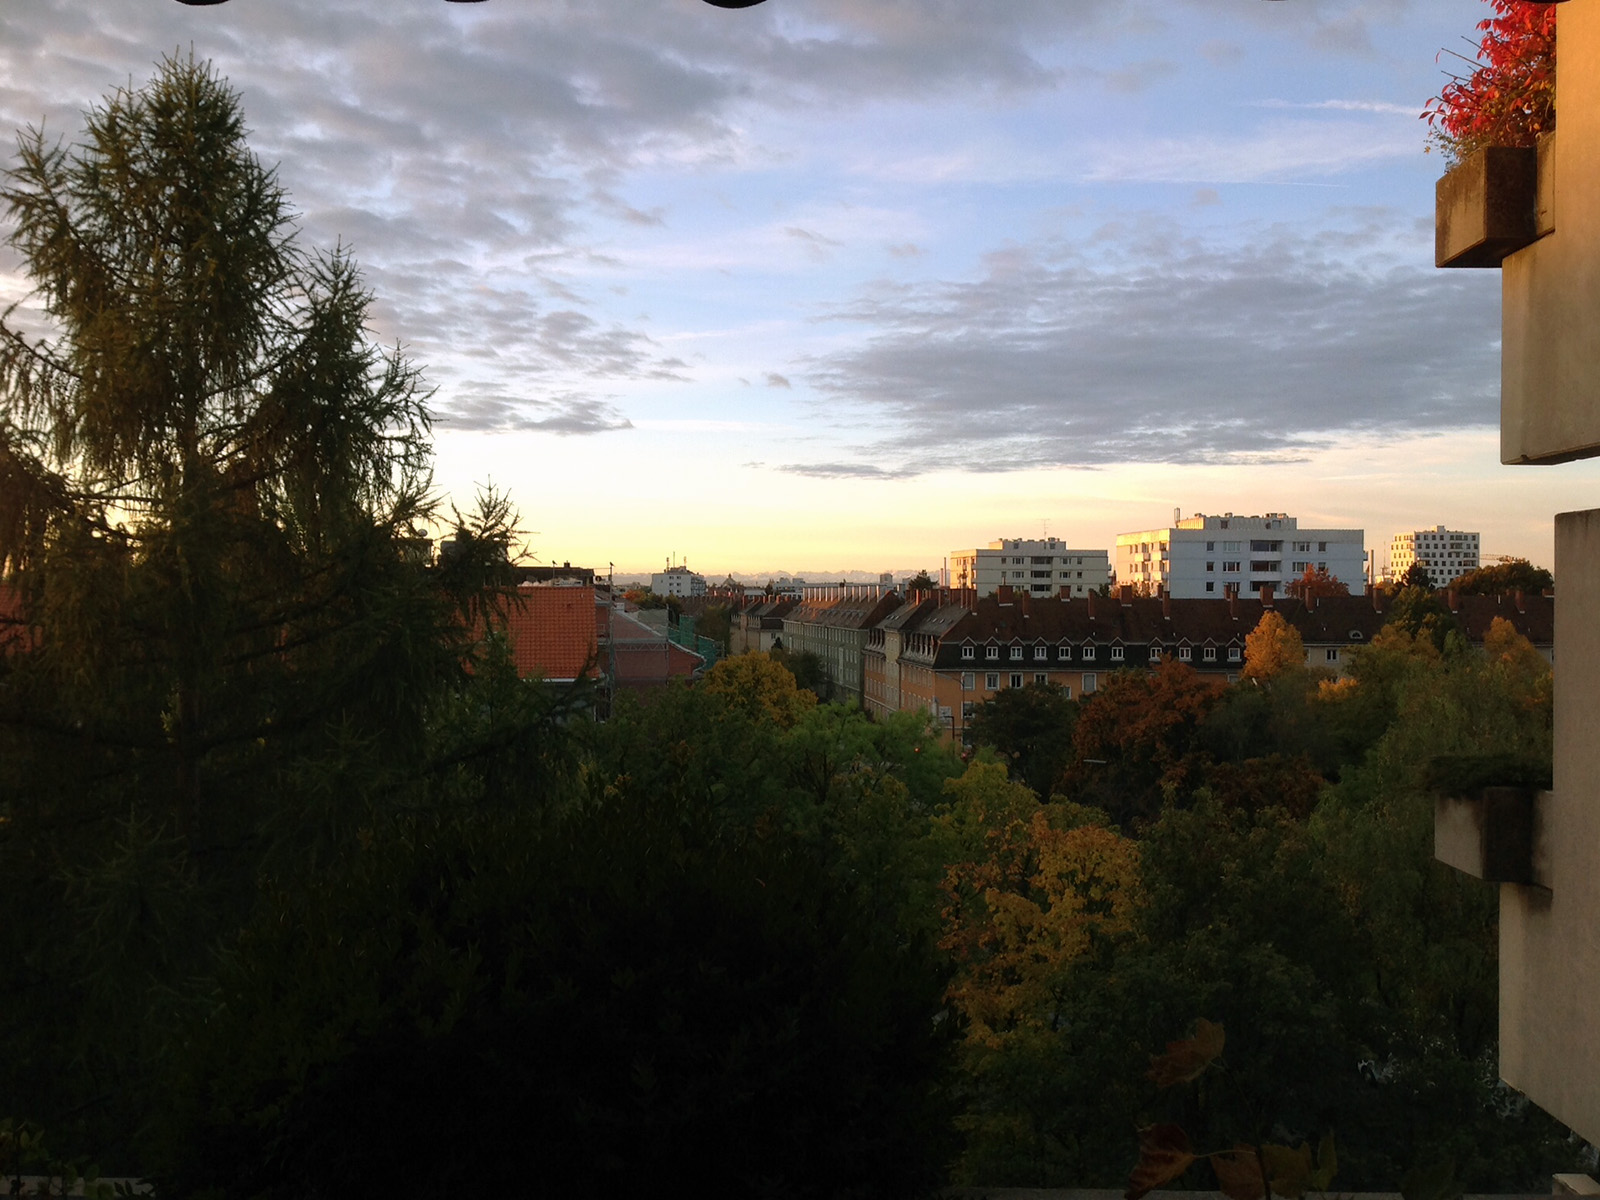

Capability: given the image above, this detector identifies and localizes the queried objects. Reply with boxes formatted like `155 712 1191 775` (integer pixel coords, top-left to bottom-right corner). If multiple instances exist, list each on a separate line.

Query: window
1061 685 1073 699
1206 541 1215 551
1206 561 1215 572
1179 646 1192 661
1223 561 1241 572
1203 646 1217 662
985 672 999 689
1034 673 1048 685
1034 645 1048 660
1318 561 1327 571
986 645 999 660
1325 649 1339 662
1205 581 1215 593
1009 673 1024 688
1009 645 1023 661
961 644 974 660
1292 561 1309 572
1227 646 1241 662
1082 644 1096 660
1318 541 1328 552
1082 673 1097 693
1150 645 1163 659
961 701 975 719
1223 541 1240 552
1110 646 1125 661
961 672 974 690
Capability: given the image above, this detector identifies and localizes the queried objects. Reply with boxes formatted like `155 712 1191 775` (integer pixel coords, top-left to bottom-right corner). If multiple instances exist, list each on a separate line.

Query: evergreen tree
0 55 471 1159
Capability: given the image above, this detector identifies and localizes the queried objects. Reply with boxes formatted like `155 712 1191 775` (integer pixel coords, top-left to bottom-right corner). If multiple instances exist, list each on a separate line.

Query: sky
3 0 1596 579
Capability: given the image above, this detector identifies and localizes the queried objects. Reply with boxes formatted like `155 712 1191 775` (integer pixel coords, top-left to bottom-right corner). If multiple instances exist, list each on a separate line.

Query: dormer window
1227 646 1242 662
1203 646 1217 662
986 644 999 660
1010 645 1023 661
1058 643 1071 659
1082 644 1097 661
1179 646 1192 662
1034 645 1048 661
961 644 975 660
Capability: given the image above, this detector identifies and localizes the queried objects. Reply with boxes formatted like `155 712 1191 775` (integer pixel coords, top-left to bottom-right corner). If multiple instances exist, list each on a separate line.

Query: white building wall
1115 513 1366 599
948 537 1110 597
1388 525 1481 587
651 566 707 597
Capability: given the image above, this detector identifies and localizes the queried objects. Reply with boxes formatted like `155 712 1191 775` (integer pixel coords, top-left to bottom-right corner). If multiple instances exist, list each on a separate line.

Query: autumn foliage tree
1061 659 1227 825
1284 564 1349 602
1423 0 1558 164
1241 612 1306 681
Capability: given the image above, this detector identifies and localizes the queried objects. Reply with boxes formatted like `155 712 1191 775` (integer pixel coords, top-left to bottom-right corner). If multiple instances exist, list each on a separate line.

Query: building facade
1388 525 1481 587
1432 0 1600 1147
650 564 707 598
1115 512 1366 598
948 537 1110 598
780 585 902 706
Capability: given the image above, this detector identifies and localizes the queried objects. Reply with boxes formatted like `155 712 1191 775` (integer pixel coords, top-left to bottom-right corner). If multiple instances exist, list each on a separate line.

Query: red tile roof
490 583 599 681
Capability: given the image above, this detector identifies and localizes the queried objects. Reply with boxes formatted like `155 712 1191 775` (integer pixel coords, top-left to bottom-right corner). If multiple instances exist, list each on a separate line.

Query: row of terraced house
735 582 1552 745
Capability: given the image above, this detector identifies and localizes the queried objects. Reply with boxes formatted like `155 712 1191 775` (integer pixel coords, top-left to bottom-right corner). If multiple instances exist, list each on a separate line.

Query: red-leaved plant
1423 0 1557 166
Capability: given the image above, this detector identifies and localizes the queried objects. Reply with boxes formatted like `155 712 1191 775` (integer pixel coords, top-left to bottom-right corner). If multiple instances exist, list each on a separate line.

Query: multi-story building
780 585 902 705
1115 512 1365 598
650 564 707 598
1387 525 1481 587
861 585 1554 744
948 537 1110 598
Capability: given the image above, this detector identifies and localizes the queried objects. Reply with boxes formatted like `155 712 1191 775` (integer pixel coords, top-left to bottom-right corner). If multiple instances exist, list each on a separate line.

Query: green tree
0 56 485 1163
1452 557 1553 596
967 681 1078 798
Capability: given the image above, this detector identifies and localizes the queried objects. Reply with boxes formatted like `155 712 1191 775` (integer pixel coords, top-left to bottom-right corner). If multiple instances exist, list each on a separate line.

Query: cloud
773 461 920 480
765 372 792 389
886 242 924 259
1256 98 1419 116
440 392 634 435
1082 118 1418 184
790 213 1501 476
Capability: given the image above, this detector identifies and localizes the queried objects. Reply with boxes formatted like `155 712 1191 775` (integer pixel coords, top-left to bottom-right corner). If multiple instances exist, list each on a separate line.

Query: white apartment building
1115 512 1366 599
948 537 1111 598
650 564 707 598
1388 525 1480 587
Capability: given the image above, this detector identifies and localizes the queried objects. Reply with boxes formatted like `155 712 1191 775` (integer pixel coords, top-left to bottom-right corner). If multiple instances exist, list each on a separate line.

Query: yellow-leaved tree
1242 611 1306 681
700 651 817 728
935 761 1140 1047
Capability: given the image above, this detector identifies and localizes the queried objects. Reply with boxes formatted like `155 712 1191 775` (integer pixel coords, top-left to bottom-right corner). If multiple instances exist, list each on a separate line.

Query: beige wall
1502 3 1600 463
1499 509 1600 1146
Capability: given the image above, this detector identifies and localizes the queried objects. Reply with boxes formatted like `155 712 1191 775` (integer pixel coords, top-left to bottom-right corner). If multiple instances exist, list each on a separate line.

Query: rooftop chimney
1259 584 1274 607
1087 589 1098 620
1162 589 1172 621
1119 584 1134 605
1228 589 1238 621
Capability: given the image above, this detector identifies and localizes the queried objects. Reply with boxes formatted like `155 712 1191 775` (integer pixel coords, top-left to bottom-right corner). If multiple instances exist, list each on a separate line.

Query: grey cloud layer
789 215 1499 477
2 0 1445 445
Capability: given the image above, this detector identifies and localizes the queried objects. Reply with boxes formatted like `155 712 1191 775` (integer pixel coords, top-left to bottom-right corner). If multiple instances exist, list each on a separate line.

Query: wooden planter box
1434 785 1546 885
1436 144 1541 268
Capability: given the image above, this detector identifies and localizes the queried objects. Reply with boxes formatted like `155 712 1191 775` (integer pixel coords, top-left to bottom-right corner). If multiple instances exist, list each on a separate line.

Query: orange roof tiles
490 583 599 681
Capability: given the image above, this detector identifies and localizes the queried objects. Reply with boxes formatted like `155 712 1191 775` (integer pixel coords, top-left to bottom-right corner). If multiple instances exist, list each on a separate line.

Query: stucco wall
1502 2 1600 463
1498 508 1600 1145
